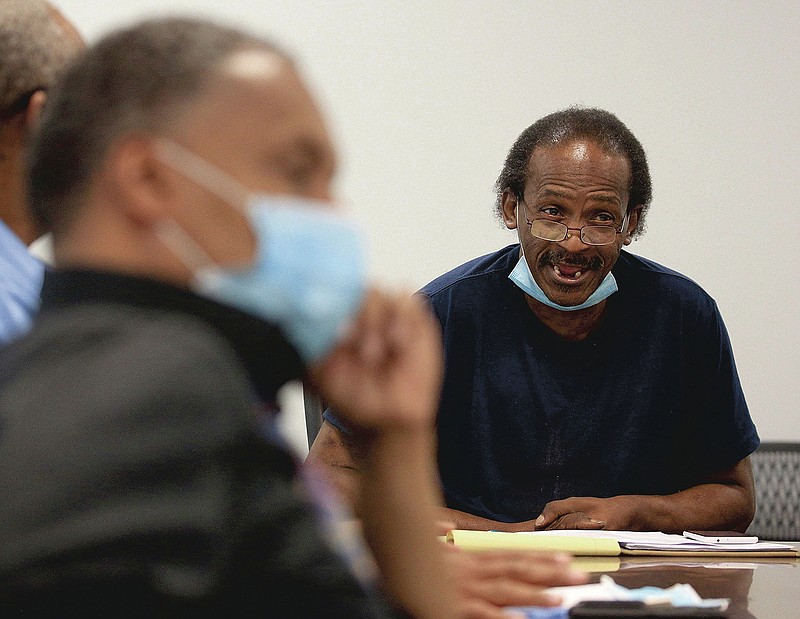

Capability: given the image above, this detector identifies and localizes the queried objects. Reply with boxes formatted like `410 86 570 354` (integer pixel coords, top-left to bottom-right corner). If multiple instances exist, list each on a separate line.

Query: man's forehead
179 53 312 128
168 49 335 167
526 138 631 187
219 49 286 82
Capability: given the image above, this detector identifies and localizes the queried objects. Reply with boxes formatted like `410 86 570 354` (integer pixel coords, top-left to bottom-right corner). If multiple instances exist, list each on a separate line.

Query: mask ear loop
153 217 218 274
152 139 254 274
153 138 250 209
515 196 528 260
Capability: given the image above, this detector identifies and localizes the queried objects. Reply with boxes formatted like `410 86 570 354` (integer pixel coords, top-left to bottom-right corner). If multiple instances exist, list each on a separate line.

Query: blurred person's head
28 17 360 362
0 0 83 244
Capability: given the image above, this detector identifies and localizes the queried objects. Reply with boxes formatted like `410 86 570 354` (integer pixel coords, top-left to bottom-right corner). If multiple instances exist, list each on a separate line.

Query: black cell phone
569 600 726 617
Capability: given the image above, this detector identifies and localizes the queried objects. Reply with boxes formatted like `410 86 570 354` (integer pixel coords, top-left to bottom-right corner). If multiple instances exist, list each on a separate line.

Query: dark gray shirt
0 270 397 617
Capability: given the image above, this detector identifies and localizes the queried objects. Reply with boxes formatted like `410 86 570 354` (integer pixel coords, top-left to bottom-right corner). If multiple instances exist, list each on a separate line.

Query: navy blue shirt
424 244 758 522
327 244 758 523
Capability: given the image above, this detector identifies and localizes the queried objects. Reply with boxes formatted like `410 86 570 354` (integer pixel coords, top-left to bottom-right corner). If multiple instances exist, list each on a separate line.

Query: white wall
53 1 800 443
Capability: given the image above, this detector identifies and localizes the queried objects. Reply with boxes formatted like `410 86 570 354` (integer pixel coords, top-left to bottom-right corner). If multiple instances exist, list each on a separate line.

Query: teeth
554 265 561 275
574 271 581 278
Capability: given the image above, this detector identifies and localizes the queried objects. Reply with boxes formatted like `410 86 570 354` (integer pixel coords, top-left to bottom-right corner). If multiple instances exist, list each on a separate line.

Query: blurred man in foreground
0 17 584 617
0 0 83 343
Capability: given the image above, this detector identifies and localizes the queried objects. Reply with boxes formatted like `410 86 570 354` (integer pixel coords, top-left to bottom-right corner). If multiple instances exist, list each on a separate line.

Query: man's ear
501 190 519 230
23 90 47 130
623 205 643 245
105 136 172 226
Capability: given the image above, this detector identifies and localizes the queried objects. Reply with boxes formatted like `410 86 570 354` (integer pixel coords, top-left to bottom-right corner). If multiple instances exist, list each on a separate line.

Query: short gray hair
0 0 79 118
27 17 288 232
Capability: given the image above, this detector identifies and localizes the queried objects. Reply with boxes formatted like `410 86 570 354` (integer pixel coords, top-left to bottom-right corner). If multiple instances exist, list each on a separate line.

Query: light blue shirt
0 219 44 344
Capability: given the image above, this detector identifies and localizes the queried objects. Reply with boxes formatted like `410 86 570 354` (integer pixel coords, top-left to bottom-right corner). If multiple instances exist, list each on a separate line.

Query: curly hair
0 1 80 119
494 107 652 239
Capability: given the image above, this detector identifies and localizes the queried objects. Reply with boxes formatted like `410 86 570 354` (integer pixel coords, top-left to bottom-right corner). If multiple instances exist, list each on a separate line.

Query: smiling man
310 107 760 534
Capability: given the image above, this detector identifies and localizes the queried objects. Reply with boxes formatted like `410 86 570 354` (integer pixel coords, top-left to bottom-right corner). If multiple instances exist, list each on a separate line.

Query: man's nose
558 227 589 250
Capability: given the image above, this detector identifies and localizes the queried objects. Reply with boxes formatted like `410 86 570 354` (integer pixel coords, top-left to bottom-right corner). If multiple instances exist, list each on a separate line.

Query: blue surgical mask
153 139 366 363
508 253 618 312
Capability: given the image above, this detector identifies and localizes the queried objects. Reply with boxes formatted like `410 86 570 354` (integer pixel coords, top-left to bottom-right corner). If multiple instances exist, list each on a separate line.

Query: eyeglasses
519 199 629 246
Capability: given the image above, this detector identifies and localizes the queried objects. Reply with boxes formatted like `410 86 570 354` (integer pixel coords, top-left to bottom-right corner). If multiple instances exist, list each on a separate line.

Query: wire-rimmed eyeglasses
520 199 629 246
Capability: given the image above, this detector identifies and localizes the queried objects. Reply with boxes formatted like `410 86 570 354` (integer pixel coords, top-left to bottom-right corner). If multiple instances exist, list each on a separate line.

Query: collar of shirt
40 268 305 403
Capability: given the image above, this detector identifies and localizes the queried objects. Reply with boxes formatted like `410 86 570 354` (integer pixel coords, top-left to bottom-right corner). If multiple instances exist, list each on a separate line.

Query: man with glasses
311 107 759 534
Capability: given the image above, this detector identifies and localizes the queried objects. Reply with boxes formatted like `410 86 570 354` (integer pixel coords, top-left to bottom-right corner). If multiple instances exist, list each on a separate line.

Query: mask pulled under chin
508 255 618 312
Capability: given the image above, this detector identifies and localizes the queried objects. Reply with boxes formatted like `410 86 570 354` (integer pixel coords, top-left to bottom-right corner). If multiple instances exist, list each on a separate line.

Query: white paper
515 529 795 552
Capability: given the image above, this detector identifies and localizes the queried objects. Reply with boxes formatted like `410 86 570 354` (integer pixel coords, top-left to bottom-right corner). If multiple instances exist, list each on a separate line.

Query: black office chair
303 383 324 449
747 442 800 541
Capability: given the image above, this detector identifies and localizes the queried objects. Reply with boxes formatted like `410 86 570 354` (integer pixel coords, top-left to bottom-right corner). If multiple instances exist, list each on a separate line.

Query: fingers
456 598 527 619
575 517 606 530
436 519 457 536
468 550 571 587
309 287 443 431
345 289 438 366
320 288 395 366
536 499 606 530
543 513 605 531
360 289 387 363
349 288 392 365
462 577 563 609
534 499 569 529
446 548 588 610
469 551 587 587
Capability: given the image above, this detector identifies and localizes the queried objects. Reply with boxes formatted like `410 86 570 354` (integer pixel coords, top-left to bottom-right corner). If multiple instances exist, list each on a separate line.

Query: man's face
502 138 639 307
157 50 337 268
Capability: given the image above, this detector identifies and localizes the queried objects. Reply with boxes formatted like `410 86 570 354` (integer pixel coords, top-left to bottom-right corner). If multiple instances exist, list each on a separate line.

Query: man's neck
525 295 607 341
0 135 38 245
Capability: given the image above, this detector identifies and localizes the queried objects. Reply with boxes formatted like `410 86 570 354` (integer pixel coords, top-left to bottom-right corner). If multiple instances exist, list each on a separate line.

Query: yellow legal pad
445 530 621 555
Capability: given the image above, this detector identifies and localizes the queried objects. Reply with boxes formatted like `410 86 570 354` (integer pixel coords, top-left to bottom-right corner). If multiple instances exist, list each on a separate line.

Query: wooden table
579 555 800 618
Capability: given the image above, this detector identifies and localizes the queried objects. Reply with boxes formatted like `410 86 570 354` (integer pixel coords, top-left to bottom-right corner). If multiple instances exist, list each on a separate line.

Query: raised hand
310 289 442 434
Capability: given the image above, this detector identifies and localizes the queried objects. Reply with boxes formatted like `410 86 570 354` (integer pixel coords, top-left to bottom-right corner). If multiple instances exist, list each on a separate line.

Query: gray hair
27 17 289 232
0 0 80 118
495 107 652 240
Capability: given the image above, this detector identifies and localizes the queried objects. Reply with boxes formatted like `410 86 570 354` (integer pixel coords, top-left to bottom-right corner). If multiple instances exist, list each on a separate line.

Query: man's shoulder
1 302 252 422
616 250 715 306
420 244 519 298
35 301 239 365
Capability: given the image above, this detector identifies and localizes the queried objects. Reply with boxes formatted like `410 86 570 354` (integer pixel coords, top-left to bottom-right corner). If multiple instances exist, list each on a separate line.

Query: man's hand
310 289 442 433
438 507 542 533
534 496 636 531
444 545 588 618
308 290 456 618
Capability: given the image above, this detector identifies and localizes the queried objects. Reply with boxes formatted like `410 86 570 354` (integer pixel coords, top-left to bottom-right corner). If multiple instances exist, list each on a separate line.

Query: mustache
537 249 605 272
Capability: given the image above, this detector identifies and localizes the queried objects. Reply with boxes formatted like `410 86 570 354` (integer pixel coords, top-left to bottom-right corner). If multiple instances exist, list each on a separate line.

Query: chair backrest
303 383 324 449
747 442 800 541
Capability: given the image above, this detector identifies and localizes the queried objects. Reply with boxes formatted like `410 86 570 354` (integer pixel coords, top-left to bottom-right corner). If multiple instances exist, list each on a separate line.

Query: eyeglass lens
530 220 617 246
